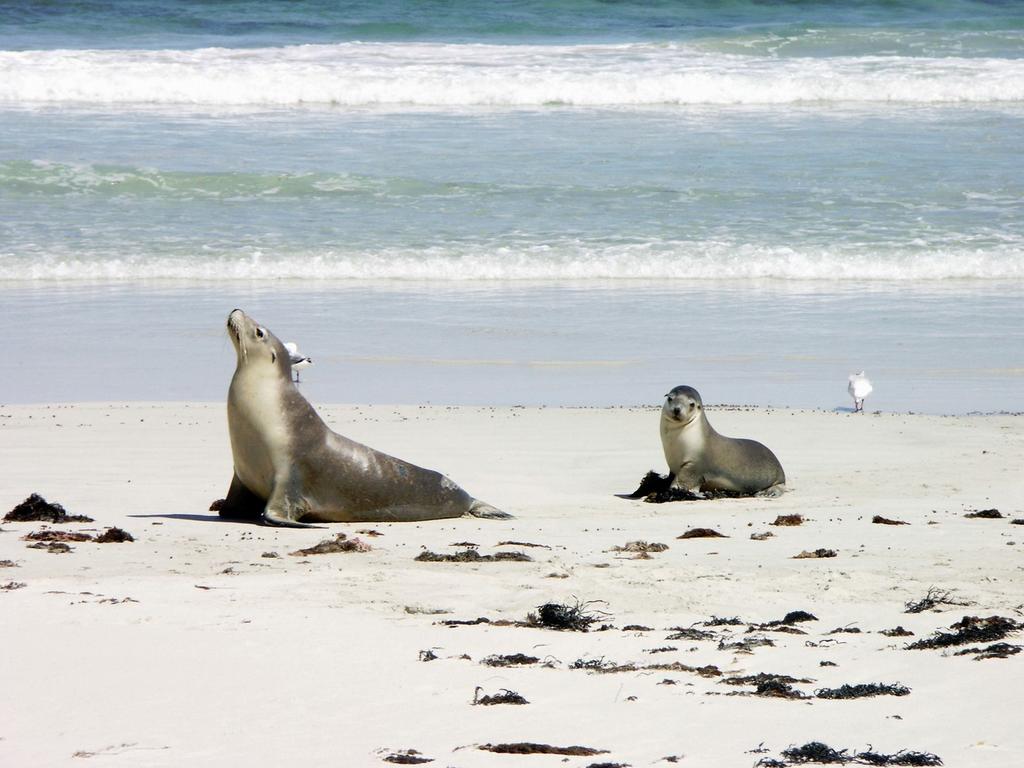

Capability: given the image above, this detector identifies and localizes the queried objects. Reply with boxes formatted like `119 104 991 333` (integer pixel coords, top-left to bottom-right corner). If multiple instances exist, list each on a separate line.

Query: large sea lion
659 385 786 497
218 309 509 526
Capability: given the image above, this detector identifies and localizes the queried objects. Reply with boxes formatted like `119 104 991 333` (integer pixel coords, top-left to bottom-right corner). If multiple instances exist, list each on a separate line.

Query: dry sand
1 402 1022 767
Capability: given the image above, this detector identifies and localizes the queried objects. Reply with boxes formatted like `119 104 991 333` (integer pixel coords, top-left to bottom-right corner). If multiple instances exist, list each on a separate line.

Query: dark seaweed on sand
964 508 1002 519
473 687 529 705
291 533 370 556
815 683 910 699
481 653 539 667
666 627 717 641
618 470 671 499
382 750 433 764
769 610 818 626
872 516 909 525
23 530 92 542
772 514 804 526
439 617 491 627
953 642 1021 660
793 548 837 559
769 742 943 766
95 527 134 543
5 494 93 523
880 626 914 637
677 527 727 539
781 742 850 763
27 541 72 553
753 679 808 699
903 588 970 614
718 635 774 652
723 672 813 687
906 615 1022 650
415 549 531 562
704 615 744 626
479 743 607 756
529 600 610 631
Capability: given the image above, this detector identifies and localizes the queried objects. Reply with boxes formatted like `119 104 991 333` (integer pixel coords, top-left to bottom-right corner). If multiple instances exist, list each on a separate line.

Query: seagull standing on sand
284 342 312 383
848 371 873 412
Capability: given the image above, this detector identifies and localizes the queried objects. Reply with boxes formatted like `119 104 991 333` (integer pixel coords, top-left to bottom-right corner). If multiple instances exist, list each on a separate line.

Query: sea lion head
227 309 290 376
662 385 703 426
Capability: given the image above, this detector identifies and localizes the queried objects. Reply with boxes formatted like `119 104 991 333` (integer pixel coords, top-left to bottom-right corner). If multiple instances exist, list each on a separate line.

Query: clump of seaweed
953 643 1021 660
610 541 669 558
964 508 1002 519
704 615 744 626
622 624 652 631
751 531 774 540
906 615 1022 650
95 527 134 543
793 548 837 559
1 581 27 591
23 530 92 542
473 687 529 705
415 549 530 562
528 600 610 631
815 683 910 699
880 626 914 637
27 541 72 553
479 743 607 756
752 679 808 699
718 635 775 653
0 560 17 568
781 742 850 763
828 627 862 635
570 657 612 671
4 494 93 523
417 650 438 662
645 488 704 503
771 514 804 526
761 742 943 766
382 749 433 764
769 610 818 626
872 516 909 525
723 673 813 687
666 627 717 641
291 533 371 556
903 588 971 614
496 540 550 548
1010 519 1024 526
439 617 491 627
677 528 727 539
481 653 540 667
618 470 671 499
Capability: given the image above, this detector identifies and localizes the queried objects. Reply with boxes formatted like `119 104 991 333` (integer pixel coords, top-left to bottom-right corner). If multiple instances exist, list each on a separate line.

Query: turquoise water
0 2 1021 411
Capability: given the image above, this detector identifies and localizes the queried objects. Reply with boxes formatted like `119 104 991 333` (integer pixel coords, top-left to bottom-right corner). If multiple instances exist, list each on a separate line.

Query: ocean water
1 1 1021 412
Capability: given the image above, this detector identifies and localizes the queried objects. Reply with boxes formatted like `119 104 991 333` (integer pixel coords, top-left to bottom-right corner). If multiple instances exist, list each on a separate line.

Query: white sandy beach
1 402 1022 767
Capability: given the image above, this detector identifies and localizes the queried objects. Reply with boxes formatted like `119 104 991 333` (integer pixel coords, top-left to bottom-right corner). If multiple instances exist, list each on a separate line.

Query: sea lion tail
467 500 513 520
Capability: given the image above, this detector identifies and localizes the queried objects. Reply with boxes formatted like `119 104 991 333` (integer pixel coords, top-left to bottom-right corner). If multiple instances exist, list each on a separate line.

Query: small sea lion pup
219 309 509 526
659 385 786 497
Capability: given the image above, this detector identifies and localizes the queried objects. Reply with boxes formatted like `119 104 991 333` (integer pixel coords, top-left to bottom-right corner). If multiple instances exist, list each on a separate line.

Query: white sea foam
1 43 1023 107
3 242 1022 281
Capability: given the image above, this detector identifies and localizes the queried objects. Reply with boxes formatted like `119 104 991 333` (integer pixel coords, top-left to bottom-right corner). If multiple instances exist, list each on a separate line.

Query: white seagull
848 371 873 412
284 342 313 383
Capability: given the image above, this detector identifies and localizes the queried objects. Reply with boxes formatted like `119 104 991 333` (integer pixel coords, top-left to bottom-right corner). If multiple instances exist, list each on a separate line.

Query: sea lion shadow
127 512 265 527
833 405 858 414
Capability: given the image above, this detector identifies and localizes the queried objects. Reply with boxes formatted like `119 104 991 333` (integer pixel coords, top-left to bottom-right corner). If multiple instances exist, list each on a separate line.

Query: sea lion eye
256 328 265 339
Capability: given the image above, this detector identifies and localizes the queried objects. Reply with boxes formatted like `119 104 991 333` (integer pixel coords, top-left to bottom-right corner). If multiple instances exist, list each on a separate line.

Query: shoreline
2 403 1022 766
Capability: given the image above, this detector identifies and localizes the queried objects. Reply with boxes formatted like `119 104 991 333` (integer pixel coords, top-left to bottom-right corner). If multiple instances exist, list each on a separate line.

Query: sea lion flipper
616 470 672 499
467 500 513 520
261 509 320 528
215 473 265 519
